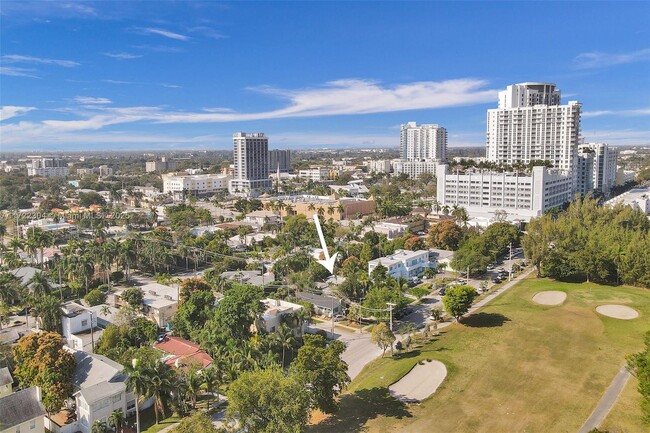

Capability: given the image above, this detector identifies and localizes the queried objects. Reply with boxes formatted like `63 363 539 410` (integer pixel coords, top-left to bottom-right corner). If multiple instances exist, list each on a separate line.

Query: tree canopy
442 285 477 321
12 332 76 413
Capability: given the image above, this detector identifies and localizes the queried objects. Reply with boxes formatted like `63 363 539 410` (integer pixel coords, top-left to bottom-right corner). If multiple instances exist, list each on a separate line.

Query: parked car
492 277 502 283
487 264 495 270
333 314 346 322
439 288 446 296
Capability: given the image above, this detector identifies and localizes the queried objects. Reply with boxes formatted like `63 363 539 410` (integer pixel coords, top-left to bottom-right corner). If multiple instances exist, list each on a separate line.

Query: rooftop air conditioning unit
148 290 157 296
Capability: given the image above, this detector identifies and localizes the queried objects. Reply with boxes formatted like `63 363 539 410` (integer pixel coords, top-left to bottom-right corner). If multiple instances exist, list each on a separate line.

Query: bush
111 270 124 282
84 289 107 307
410 286 430 299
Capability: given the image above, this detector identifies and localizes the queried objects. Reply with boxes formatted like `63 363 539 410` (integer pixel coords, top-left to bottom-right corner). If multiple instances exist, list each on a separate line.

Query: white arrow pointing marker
313 214 338 274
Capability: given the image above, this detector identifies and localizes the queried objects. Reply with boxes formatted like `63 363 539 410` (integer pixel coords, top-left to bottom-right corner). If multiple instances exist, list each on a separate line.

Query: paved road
577 366 632 433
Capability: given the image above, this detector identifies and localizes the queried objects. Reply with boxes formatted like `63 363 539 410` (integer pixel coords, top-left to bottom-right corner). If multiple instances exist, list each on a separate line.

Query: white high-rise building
228 132 272 197
400 122 447 162
486 83 581 173
578 143 618 196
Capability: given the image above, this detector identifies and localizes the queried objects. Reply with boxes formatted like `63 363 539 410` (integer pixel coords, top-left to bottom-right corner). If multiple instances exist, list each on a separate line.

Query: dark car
492 277 502 283
439 288 446 296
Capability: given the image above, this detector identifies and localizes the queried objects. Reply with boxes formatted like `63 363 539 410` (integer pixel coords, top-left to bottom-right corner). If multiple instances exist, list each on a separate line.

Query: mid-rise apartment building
392 159 439 178
162 172 230 197
27 156 68 177
297 167 330 182
366 159 392 174
228 132 272 197
269 149 292 173
145 157 177 173
486 83 581 173
436 163 573 221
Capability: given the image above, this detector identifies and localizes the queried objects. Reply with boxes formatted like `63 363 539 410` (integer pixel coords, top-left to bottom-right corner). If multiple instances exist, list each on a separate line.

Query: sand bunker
388 360 447 403
532 291 567 306
596 305 639 320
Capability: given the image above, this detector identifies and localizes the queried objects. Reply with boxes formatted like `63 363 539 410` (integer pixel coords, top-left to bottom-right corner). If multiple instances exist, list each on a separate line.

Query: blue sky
1 1 649 152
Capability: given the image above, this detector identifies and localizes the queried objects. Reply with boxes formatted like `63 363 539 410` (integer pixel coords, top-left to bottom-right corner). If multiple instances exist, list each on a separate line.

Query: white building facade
578 143 618 196
436 163 573 220
228 132 273 196
392 159 439 178
27 156 69 177
298 167 330 182
486 83 581 173
162 173 230 196
400 122 447 162
368 249 431 280
366 159 392 174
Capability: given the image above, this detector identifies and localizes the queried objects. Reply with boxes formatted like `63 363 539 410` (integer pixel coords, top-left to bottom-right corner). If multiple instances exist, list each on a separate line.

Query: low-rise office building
392 159 439 178
262 194 375 221
298 167 330 182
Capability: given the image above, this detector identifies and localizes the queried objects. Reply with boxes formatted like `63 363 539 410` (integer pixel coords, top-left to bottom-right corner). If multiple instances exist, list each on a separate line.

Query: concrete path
577 366 631 433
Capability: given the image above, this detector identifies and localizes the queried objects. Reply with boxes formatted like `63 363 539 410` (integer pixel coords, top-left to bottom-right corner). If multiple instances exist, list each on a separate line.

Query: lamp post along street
387 302 396 331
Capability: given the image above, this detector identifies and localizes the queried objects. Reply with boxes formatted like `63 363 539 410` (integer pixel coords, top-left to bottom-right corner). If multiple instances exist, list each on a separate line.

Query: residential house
0 387 46 433
154 336 213 369
61 302 101 352
244 210 280 226
46 350 152 433
0 367 13 398
428 249 454 272
257 299 304 335
114 283 178 328
368 249 431 280
296 292 341 317
221 270 274 287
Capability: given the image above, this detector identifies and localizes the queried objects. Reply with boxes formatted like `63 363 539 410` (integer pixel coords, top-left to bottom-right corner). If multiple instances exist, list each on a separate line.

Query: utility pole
330 296 335 338
386 302 396 331
89 311 95 353
509 242 513 261
467 265 470 281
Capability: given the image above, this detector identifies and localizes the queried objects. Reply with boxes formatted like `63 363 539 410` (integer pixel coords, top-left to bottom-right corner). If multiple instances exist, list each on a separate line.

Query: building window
81 319 88 327
30 420 36 430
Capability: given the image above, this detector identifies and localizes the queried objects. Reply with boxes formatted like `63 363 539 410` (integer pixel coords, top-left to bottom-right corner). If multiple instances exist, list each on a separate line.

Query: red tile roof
153 336 213 368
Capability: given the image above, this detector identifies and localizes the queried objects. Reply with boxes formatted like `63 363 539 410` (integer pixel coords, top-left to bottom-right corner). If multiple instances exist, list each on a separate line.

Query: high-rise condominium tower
486 82 581 172
400 122 447 162
228 132 272 197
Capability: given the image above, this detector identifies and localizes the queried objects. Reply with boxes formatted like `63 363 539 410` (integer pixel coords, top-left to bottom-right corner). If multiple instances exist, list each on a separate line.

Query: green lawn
601 375 646 433
309 277 650 433
128 407 181 433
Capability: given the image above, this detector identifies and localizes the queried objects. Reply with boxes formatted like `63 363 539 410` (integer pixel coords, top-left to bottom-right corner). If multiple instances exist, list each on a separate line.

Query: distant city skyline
1 1 649 151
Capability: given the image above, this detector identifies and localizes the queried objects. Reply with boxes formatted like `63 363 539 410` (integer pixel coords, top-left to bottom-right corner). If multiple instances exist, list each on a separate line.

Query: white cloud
103 52 143 60
0 78 497 144
74 96 112 105
0 66 40 78
573 48 650 69
581 129 650 146
1 54 80 67
188 26 228 40
583 108 650 118
0 106 36 122
136 27 190 41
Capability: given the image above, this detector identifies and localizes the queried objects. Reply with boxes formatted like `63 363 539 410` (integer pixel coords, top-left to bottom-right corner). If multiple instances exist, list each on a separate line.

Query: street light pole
386 302 396 331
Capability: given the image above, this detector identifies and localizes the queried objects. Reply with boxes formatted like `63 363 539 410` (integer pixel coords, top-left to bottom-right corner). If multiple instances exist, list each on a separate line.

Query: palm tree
91 420 108 433
32 295 62 332
274 324 296 368
0 272 22 306
430 307 443 335
201 365 221 410
28 271 51 298
108 408 125 433
125 359 148 433
8 237 23 254
185 369 203 409
145 361 176 424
